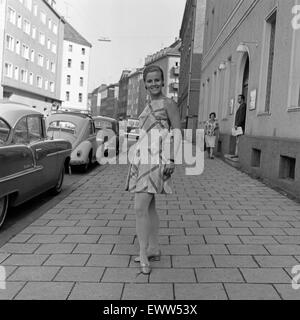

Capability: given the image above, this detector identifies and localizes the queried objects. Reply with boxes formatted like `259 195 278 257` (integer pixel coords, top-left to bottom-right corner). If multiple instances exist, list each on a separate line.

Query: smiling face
145 71 164 98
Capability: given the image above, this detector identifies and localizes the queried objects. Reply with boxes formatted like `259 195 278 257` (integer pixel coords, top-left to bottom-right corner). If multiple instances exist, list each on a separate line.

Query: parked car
0 102 72 228
46 111 98 171
93 116 119 159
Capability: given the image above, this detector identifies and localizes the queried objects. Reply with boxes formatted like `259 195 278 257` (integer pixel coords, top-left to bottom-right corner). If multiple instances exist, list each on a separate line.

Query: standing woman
204 112 219 159
125 65 181 275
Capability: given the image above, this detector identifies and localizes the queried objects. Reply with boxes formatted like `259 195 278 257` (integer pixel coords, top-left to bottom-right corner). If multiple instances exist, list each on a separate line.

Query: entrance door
242 56 249 104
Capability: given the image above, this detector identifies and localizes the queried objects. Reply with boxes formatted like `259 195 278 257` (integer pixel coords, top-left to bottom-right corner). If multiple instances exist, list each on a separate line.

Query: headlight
77 151 82 157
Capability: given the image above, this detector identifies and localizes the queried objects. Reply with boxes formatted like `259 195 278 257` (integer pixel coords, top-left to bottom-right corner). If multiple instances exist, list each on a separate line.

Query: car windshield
47 121 76 135
0 118 10 144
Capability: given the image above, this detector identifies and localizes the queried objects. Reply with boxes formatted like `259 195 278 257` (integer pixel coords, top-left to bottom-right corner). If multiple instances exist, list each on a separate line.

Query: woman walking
204 112 219 159
125 65 181 275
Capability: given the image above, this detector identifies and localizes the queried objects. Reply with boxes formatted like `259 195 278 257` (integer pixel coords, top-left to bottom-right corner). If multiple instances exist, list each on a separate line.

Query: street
0 157 300 300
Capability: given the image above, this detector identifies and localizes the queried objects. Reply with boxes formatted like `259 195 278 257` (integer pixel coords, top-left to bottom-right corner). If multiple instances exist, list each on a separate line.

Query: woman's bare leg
135 193 153 265
148 196 160 253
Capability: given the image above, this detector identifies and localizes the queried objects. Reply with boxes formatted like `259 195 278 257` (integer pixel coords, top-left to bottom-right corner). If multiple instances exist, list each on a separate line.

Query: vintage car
46 112 98 171
0 102 72 228
93 116 119 159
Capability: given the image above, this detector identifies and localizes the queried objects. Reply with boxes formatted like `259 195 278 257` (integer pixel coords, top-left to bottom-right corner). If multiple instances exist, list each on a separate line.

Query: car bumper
70 159 87 166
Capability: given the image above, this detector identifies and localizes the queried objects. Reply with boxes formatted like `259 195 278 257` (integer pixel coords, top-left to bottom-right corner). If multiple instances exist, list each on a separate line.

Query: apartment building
60 21 92 110
0 0 65 115
118 70 131 120
200 0 300 197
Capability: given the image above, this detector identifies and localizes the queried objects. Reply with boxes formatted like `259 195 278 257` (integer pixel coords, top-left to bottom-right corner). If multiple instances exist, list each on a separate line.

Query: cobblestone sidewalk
1 157 300 300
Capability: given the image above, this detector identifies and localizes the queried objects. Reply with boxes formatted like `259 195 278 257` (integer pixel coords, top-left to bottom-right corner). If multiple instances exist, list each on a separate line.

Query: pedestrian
204 112 219 159
125 65 181 275
233 94 246 158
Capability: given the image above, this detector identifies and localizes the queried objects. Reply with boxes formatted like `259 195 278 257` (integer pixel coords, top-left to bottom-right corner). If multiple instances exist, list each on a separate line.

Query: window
23 19 31 35
40 11 46 24
33 4 37 16
53 23 57 35
0 119 10 143
79 93 83 103
28 116 43 143
4 63 13 78
67 59 72 68
47 39 51 50
39 32 45 45
80 61 84 70
251 149 261 168
265 12 277 113
66 91 70 101
30 49 35 62
22 44 29 60
44 79 48 90
68 44 73 52
14 118 28 144
48 18 52 30
80 77 84 87
38 54 44 66
50 62 55 73
36 75 42 88
67 75 71 85
50 82 55 92
46 59 50 70
51 43 57 54
6 35 14 51
29 72 33 85
82 48 85 55
21 69 28 83
32 26 36 39
8 7 16 24
16 40 21 54
25 0 32 11
279 156 296 180
14 66 19 80
17 15 22 28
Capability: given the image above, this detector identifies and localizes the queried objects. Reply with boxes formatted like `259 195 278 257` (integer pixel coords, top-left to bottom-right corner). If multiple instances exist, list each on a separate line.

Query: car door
27 115 59 190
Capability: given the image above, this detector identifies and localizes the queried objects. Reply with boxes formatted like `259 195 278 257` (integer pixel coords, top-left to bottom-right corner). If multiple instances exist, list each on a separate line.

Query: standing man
233 94 247 158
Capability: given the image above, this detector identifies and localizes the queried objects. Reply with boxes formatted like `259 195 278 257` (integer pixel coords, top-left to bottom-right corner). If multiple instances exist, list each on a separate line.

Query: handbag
232 127 243 136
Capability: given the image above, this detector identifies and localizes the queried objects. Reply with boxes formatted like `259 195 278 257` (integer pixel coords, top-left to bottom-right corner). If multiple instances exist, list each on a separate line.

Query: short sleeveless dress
125 97 173 194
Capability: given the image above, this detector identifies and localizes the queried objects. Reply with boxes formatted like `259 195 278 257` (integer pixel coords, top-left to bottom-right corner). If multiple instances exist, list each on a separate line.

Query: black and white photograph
0 0 300 308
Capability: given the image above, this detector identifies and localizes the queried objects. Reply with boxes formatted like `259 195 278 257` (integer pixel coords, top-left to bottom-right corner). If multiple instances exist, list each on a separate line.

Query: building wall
1 0 64 114
0 0 7 99
201 0 300 197
127 70 146 119
60 40 90 110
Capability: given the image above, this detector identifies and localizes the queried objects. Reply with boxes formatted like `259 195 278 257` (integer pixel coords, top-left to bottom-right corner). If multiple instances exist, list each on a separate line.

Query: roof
64 21 92 48
46 113 90 127
0 102 42 128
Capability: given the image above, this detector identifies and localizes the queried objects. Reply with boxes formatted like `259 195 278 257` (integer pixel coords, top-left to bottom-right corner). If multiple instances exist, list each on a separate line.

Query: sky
55 0 186 92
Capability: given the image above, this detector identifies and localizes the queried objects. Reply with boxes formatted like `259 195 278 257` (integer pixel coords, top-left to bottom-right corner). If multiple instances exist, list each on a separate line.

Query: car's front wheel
0 195 9 228
52 166 65 195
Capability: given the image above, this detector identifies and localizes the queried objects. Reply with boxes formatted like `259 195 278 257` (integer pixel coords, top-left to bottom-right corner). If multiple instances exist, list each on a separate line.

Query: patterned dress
125 97 173 194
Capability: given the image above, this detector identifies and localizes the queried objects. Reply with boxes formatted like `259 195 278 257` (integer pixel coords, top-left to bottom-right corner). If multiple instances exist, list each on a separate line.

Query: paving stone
27 235 66 244
240 268 291 284
250 228 286 236
175 284 228 300
170 236 205 244
265 245 300 255
30 219 50 226
53 227 89 235
9 234 33 243
54 267 105 282
218 228 252 235
190 245 229 255
284 229 300 236
8 266 60 282
274 236 300 245
274 284 300 300
73 244 113 255
61 209 88 214
227 245 269 255
98 235 135 244
2 254 49 266
20 226 57 234
254 256 299 268
172 255 214 268
15 282 74 300
195 268 244 283
185 228 218 235
0 282 26 300
107 221 135 227
240 236 278 245
44 254 90 266
102 268 149 283
259 221 292 228
0 244 39 254
68 283 123 300
225 284 281 300
87 255 130 267
150 269 196 283
0 253 10 264
87 227 121 235
123 284 173 300
204 235 242 244
213 255 259 268
112 245 138 255
160 228 185 236
119 228 137 235
35 244 76 254
47 220 78 227
62 235 100 243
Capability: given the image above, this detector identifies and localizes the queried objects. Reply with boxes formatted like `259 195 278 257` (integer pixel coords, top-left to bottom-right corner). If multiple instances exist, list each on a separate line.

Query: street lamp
98 37 111 42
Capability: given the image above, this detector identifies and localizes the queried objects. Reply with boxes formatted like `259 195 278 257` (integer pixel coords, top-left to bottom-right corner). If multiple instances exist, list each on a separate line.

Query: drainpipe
186 0 197 129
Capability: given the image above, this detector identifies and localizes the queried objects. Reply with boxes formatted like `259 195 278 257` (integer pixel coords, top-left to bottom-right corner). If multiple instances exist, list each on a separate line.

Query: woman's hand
163 163 175 178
